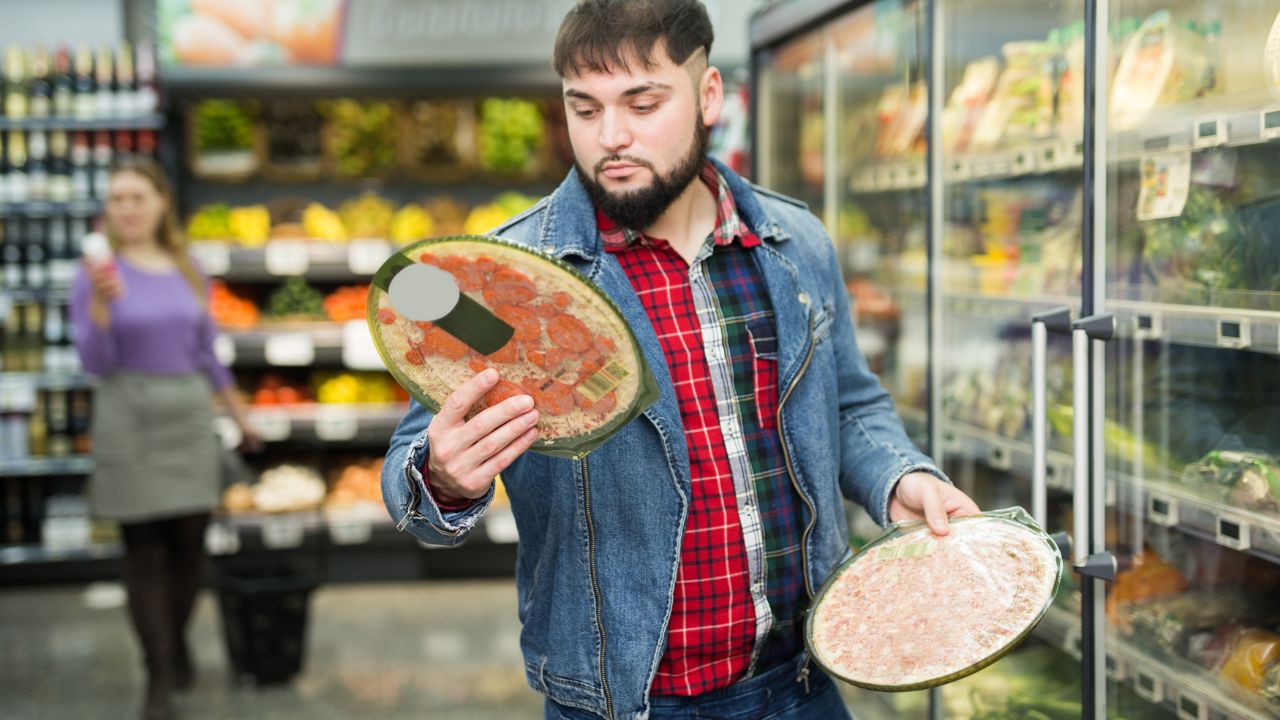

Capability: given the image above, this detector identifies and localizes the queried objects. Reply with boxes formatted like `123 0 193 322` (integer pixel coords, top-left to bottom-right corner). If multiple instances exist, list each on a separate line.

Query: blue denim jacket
382 159 946 720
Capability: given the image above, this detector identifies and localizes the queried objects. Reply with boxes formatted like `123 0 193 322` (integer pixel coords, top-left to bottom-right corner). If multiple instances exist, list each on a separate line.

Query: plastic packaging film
806 507 1063 691
368 235 660 459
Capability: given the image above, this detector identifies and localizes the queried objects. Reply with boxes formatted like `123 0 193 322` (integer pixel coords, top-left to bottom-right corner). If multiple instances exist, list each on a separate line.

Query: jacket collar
535 156 792 262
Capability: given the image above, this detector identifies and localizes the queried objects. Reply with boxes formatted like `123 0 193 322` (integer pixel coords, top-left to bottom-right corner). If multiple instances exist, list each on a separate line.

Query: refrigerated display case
753 0 1280 718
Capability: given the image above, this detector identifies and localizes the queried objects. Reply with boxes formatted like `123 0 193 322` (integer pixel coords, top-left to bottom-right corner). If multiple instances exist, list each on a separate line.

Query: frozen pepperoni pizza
369 235 659 458
806 508 1062 691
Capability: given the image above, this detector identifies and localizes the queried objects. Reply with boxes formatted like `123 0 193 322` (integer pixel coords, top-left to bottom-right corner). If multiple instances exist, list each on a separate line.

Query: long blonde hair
105 155 206 305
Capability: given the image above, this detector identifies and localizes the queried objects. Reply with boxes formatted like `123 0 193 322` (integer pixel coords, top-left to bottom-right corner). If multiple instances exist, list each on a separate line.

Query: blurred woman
70 155 260 720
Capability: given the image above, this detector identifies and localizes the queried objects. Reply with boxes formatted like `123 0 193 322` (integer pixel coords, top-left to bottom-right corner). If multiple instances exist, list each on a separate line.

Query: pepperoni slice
575 390 617 415
547 314 592 354
578 356 604 379
438 256 487 292
468 359 488 374
533 302 560 319
377 308 397 324
476 256 498 273
593 335 616 354
418 253 441 265
494 305 541 344
525 349 546 367
491 267 538 304
528 378 575 416
482 379 526 410
421 326 469 360
552 292 572 310
485 339 518 364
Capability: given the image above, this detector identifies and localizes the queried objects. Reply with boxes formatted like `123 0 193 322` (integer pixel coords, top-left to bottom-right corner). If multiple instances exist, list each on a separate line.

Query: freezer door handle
1049 531 1073 561
1031 308 1073 528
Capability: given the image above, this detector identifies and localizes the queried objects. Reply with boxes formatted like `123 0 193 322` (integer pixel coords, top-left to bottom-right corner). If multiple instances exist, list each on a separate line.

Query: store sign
342 0 749 68
158 0 346 66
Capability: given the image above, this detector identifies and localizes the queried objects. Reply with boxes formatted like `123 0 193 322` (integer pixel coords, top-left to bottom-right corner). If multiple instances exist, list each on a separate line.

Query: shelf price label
1192 116 1227 148
328 520 373 545
1063 625 1082 660
265 241 310 276
1012 148 1035 175
947 158 971 181
1215 318 1251 349
341 320 385 370
315 407 359 442
214 334 236 367
347 240 392 275
1105 652 1126 681
1147 494 1179 527
1261 108 1280 140
261 515 306 549
1215 514 1251 551
251 409 292 442
1133 313 1162 340
987 441 1014 472
1175 691 1207 720
1134 667 1164 704
264 333 316 366
191 242 231 277
204 522 240 556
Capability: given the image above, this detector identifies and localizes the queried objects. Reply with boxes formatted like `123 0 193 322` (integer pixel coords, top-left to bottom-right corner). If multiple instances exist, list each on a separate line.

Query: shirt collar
597 160 762 253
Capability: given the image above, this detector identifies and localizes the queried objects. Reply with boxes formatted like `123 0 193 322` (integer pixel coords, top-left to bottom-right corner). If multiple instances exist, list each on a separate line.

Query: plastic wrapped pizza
369 235 660 459
806 506 1062 691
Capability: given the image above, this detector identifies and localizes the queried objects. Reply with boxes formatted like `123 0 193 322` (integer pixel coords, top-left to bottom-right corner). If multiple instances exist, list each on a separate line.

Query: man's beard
576 119 710 233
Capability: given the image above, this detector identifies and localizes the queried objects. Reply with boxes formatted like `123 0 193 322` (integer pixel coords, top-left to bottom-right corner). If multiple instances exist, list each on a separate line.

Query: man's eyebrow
563 82 673 101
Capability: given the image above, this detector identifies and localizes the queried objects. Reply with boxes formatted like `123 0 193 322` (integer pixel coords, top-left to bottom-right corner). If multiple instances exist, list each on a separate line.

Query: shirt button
798 292 810 306
752 582 764 594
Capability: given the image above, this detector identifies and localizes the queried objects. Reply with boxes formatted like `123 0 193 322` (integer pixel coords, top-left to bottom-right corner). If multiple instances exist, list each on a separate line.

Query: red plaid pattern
600 162 766 696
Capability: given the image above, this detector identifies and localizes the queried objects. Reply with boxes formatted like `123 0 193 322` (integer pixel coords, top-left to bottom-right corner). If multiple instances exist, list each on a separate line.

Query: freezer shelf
940 418 1280 565
1038 605 1275 720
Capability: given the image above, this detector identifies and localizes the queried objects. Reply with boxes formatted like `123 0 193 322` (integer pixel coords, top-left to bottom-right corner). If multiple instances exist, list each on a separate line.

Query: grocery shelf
162 65 561 99
0 114 164 132
1108 299 1280 355
940 288 1081 321
941 420 1078 497
1038 605 1273 720
212 505 518 551
243 403 407 444
0 455 93 478
0 199 102 217
0 372 92 391
220 324 346 367
850 140 1084 193
191 240 394 282
1111 93 1280 164
0 542 121 566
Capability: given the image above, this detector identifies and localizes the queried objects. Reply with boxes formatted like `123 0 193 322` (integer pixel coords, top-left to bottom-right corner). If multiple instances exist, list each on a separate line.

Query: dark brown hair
106 154 206 304
553 0 714 77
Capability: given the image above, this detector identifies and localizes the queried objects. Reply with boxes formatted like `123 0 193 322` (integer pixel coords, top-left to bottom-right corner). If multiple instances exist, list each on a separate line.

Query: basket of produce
322 99 401 178
475 97 550 182
400 99 475 182
187 99 262 180
367 235 660 459
260 100 326 181
806 506 1062 691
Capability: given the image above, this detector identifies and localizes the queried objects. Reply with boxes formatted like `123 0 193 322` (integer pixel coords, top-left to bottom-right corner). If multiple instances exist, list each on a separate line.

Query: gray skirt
89 372 221 523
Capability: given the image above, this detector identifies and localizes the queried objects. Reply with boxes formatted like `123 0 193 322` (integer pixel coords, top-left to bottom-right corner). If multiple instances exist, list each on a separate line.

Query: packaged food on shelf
940 57 999 154
1126 589 1269 663
325 457 384 508
1181 449 1280 511
872 83 927 160
969 41 1056 151
1106 547 1188 630
209 280 259 328
370 236 659 458
264 277 325 320
1111 10 1211 132
807 507 1061 691
1214 627 1280 706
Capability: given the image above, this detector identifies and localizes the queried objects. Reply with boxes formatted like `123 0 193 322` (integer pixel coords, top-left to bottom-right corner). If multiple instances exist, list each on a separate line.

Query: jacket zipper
778 327 818 693
582 457 615 720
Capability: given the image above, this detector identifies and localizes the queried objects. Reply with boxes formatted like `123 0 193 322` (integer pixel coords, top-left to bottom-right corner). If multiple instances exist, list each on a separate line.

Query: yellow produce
338 192 395 239
463 203 512 235
229 205 270 246
313 371 397 404
389 204 435 244
303 203 347 242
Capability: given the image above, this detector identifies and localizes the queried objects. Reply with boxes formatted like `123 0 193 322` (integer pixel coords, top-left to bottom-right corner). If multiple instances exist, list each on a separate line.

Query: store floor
0 580 545 720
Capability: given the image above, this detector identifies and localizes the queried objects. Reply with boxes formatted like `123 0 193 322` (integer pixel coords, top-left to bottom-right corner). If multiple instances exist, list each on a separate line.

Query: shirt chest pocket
746 317 779 430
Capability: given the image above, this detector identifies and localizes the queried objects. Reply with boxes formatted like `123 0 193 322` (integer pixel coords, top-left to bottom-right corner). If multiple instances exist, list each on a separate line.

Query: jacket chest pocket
746 317 779 430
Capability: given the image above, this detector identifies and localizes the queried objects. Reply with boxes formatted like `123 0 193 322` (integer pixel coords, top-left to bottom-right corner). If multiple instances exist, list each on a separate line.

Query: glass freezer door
755 27 827 219
1102 1 1280 719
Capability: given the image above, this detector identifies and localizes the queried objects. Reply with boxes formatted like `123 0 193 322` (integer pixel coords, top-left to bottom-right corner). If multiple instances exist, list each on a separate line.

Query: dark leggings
119 512 210 686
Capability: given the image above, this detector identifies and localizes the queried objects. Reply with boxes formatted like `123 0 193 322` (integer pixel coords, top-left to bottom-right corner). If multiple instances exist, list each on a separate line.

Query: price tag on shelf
1064 139 1085 165
1146 494 1179 527
265 241 310 276
264 333 316 366
250 409 292 442
341 320 385 370
1215 318 1251 349
947 158 971 181
1105 652 1126 681
987 442 1014 472
1133 313 1162 340
347 240 392 275
942 428 962 454
1134 667 1164 704
328 520 373 545
1192 116 1227 148
905 162 925 187
1215 514 1251 551
315 407 359 442
1012 148 1036 175
1038 144 1061 170
214 334 236 367
1260 108 1280 140
261 515 306 549
1175 692 1208 720
1063 625 1082 660
485 510 520 544
204 522 240 556
191 242 230 277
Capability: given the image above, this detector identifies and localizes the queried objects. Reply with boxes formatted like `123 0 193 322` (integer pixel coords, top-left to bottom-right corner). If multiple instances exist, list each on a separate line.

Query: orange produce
324 284 370 322
210 280 259 328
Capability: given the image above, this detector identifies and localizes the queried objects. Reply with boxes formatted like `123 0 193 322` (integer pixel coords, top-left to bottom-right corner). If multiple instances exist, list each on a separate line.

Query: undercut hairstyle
553 0 714 78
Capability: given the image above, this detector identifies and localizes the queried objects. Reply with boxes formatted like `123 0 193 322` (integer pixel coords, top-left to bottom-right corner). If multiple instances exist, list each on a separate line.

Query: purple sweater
70 259 234 390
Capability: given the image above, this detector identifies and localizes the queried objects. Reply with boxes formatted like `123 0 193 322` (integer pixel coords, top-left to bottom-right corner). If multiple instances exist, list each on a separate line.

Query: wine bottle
28 47 52 120
4 46 30 120
73 45 95 121
46 388 71 458
25 218 47 290
70 131 91 200
27 129 49 202
52 46 73 118
91 130 111 200
94 46 114 121
135 41 158 117
7 131 29 204
47 130 71 203
114 43 136 118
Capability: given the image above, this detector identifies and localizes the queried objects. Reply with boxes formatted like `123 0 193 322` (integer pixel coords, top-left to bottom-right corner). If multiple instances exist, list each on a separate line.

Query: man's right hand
426 368 539 503
86 261 125 303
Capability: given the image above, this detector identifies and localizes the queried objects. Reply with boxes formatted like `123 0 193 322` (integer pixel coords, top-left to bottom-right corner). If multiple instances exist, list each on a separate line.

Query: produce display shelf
0 114 165 132
191 239 395 282
941 419 1280 565
0 200 103 217
237 403 407 444
219 324 347 367
0 542 121 566
0 455 93 478
1038 605 1273 720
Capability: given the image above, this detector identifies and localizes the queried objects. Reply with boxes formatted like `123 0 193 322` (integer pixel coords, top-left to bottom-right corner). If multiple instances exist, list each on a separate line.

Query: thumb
923 487 950 536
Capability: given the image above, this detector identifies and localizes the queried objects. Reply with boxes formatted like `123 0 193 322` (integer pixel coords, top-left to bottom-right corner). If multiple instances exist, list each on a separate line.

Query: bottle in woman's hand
82 232 125 301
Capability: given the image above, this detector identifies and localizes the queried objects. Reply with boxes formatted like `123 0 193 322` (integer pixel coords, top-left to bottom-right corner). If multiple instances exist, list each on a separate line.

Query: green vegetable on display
478 98 545 174
193 100 255 153
265 277 325 320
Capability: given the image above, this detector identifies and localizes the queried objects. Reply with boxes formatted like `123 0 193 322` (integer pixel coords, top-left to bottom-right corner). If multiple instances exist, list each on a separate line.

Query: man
383 1 979 718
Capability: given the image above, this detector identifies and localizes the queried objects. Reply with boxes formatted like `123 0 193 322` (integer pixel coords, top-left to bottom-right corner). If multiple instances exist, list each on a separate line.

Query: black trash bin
213 558 318 685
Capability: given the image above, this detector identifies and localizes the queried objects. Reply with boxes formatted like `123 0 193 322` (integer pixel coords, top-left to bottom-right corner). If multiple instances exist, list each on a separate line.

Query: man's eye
573 108 597 119
633 104 656 114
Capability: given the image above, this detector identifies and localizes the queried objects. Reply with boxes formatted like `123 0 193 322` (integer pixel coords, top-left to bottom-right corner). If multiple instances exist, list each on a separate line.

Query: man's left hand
888 472 980 536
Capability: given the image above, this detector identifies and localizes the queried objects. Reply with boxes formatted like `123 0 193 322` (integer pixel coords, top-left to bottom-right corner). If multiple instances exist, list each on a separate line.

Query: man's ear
699 65 724 128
